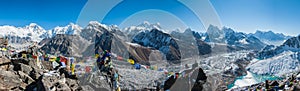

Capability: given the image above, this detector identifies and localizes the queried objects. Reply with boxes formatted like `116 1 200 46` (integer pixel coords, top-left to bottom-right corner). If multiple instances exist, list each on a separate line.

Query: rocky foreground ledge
0 56 82 91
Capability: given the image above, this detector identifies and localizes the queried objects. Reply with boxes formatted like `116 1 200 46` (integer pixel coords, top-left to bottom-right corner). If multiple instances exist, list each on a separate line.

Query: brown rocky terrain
0 56 82 91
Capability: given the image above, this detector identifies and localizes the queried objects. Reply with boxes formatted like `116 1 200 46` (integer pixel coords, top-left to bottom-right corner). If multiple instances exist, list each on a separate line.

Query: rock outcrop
0 57 82 91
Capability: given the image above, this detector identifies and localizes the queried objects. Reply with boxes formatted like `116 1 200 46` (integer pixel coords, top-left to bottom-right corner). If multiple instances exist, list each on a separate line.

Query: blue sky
211 0 300 36
0 0 87 29
0 0 299 36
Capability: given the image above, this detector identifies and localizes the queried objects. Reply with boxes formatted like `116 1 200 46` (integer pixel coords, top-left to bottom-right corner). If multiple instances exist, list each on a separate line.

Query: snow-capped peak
136 21 161 30
48 23 82 37
0 23 48 45
28 23 39 28
88 21 101 25
25 23 46 35
0 23 46 38
205 24 225 43
26 23 44 30
66 22 82 32
123 21 165 36
143 21 150 25
87 21 109 30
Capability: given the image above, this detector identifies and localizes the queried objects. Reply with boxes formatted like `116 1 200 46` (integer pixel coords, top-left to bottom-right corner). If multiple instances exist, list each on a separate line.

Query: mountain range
1 21 300 90
249 30 292 46
0 21 293 63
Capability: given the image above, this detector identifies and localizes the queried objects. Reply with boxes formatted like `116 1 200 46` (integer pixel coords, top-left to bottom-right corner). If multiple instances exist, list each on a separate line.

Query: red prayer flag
117 56 123 61
32 55 38 59
85 66 91 73
60 56 67 65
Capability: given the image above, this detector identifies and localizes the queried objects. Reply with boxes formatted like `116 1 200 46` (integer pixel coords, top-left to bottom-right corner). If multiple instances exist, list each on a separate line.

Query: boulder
0 70 22 90
18 71 35 84
35 75 60 91
41 61 53 71
0 57 11 71
55 82 71 91
20 63 33 75
66 78 81 90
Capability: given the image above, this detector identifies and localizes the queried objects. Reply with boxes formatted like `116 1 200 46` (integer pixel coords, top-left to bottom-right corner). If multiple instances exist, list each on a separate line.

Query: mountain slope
248 51 300 76
250 30 291 46
132 29 181 62
40 34 90 57
205 25 225 43
251 35 300 76
170 28 207 58
223 27 266 50
258 35 300 59
41 21 129 58
205 25 266 51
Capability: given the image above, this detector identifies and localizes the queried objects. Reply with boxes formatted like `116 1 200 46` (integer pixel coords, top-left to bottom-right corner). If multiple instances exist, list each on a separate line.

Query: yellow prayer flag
95 54 99 58
2 48 7 51
153 66 158 71
117 87 121 91
49 57 56 62
127 59 135 65
71 63 75 75
22 54 27 59
168 72 174 76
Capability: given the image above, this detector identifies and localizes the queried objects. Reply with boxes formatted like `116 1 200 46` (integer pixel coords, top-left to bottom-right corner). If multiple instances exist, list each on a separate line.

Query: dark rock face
282 36 300 49
170 29 198 59
38 38 51 46
95 31 113 53
193 68 208 81
257 45 277 59
41 34 90 57
170 29 211 58
163 68 207 91
93 27 129 60
39 21 129 61
5 35 32 44
196 40 212 55
224 28 240 45
132 29 181 61
163 75 177 90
